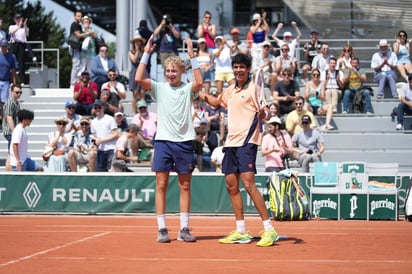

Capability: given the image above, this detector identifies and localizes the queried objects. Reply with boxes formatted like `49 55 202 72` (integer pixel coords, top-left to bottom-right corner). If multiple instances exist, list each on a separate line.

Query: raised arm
186 38 203 94
135 35 156 91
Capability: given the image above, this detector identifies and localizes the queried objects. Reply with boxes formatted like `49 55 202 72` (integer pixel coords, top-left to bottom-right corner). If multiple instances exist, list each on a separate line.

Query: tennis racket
254 68 267 111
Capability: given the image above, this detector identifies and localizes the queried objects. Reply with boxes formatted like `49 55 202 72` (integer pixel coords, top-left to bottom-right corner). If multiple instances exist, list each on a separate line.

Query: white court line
41 257 410 264
0 232 110 267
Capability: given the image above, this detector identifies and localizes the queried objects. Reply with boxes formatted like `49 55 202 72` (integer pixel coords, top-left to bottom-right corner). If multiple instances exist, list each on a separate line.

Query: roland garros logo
23 182 42 208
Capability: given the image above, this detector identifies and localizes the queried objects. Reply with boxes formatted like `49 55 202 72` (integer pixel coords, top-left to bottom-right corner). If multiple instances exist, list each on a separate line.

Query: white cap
267 116 281 125
378 39 389 47
252 13 260 21
283 31 292 38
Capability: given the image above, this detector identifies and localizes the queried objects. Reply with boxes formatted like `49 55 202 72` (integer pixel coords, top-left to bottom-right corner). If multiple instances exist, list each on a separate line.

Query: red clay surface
0 215 411 274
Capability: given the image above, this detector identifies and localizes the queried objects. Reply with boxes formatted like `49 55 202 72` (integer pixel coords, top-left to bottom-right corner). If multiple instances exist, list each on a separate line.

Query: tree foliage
0 0 72 87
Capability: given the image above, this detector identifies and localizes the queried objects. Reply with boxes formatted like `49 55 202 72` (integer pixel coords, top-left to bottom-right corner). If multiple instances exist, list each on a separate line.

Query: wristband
191 58 200 70
141 52 150 65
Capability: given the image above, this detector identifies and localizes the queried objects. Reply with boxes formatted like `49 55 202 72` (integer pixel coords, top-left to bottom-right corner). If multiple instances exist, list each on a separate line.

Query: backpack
265 169 310 221
353 88 365 113
405 177 412 222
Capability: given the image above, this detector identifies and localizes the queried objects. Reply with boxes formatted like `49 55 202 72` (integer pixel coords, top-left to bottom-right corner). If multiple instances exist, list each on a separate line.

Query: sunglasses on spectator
204 16 211 19
343 50 351 53
281 48 289 51
14 91 22 94
80 122 89 126
312 73 320 77
263 45 270 48
399 34 406 37
108 74 116 77
301 121 309 125
56 122 66 126
67 106 75 109
295 102 303 106
94 106 102 109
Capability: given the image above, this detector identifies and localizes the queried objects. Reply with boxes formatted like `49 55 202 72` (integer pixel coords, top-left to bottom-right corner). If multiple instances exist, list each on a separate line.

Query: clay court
0 215 411 274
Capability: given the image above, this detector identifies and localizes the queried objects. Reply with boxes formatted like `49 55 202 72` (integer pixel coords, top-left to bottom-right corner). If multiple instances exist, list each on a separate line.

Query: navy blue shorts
222 143 257 175
152 140 195 174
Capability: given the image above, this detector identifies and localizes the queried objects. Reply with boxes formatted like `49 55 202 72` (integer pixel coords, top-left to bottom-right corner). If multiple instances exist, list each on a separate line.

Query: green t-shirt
344 68 365 90
151 80 196 142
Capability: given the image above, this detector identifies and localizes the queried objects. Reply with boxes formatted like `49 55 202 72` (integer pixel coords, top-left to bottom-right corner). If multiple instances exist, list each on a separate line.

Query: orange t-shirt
218 82 264 147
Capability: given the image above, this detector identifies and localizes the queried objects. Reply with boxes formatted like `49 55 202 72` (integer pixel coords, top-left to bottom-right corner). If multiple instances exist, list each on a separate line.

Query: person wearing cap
90 99 119 172
0 39 17 118
302 28 323 83
197 11 216 50
114 112 128 132
213 35 235 95
67 116 97 172
111 123 143 172
251 40 277 93
196 37 213 94
291 114 325 172
249 10 270 57
136 35 202 243
371 39 398 99
63 100 81 134
227 27 249 57
45 117 72 172
198 53 279 247
395 74 412 130
342 57 373 114
73 70 98 116
11 109 43 172
261 116 293 172
271 21 302 59
131 100 157 143
153 14 180 65
79 15 98 73
129 32 147 113
285 95 316 136
8 13 35 85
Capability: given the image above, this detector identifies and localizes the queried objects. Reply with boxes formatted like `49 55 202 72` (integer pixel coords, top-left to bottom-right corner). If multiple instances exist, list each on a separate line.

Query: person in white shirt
271 21 302 59
213 36 235 95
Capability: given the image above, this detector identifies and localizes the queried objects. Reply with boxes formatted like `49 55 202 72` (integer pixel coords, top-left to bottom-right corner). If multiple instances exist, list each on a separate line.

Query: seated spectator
291 115 325 172
67 116 97 172
251 40 277 93
393 31 412 82
114 112 128 132
274 44 296 82
191 97 205 126
63 100 81 134
45 117 72 172
304 69 334 131
321 58 344 113
193 119 219 172
131 100 157 142
111 123 141 172
91 44 119 93
264 102 282 133
301 29 323 83
100 68 126 112
371 40 398 99
342 58 373 114
336 44 356 71
261 116 293 172
395 74 412 130
285 96 316 136
73 71 98 116
210 135 225 173
311 43 331 73
272 68 300 115
271 21 302 59
92 89 119 117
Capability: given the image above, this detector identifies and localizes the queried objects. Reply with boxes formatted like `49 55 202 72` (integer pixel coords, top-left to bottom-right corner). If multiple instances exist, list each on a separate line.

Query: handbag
42 145 54 162
67 33 81 50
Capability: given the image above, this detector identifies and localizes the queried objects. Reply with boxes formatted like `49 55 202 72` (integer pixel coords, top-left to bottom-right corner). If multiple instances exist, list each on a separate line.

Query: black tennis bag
266 170 310 221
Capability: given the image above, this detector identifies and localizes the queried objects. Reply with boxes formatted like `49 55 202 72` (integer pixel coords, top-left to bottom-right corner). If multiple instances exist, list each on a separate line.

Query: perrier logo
370 199 395 215
349 196 358 218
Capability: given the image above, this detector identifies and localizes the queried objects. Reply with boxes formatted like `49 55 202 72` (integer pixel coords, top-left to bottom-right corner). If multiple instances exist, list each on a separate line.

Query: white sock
180 212 189 229
157 214 166 230
263 219 274 231
236 220 246 234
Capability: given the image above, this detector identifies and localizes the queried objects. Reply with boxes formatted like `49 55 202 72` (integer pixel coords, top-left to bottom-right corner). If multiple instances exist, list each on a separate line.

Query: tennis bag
405 177 412 222
266 169 310 221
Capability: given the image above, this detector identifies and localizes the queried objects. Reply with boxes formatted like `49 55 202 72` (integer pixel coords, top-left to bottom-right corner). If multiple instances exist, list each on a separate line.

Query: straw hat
82 16 92 23
130 33 146 44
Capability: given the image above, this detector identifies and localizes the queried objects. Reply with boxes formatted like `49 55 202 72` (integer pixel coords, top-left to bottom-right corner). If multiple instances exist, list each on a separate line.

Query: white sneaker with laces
326 124 334 130
396 124 402 130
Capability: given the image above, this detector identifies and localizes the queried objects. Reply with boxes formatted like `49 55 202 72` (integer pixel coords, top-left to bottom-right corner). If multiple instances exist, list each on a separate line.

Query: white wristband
141 52 150 65
191 58 200 70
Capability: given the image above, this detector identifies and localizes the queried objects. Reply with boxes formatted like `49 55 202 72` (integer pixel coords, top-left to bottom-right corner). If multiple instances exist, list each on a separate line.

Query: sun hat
230 28 240 35
130 32 146 44
197 37 206 44
267 116 281 125
82 16 92 23
55 116 68 124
